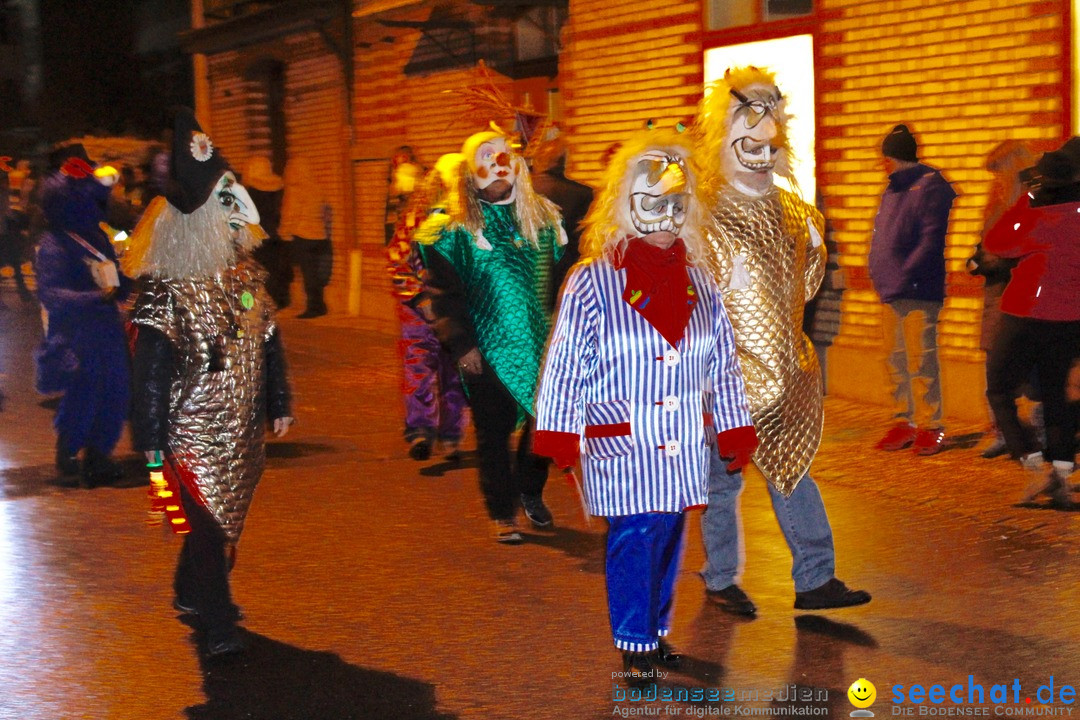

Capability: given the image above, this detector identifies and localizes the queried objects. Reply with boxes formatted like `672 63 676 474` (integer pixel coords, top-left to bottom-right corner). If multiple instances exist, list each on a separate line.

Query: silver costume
131 259 276 542
707 187 826 495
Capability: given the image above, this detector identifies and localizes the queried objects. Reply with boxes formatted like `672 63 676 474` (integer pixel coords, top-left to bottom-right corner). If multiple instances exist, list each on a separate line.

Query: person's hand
457 348 483 376
716 425 759 473
273 417 294 437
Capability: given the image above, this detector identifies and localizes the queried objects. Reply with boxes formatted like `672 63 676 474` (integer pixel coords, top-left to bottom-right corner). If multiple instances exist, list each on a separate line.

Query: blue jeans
700 446 835 593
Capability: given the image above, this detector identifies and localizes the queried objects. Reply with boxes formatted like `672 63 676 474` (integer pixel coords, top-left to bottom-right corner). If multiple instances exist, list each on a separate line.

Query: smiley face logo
848 678 876 709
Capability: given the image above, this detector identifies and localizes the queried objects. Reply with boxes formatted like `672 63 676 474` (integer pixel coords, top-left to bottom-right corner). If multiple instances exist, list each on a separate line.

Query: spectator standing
244 156 291 310
869 124 957 455
279 157 332 318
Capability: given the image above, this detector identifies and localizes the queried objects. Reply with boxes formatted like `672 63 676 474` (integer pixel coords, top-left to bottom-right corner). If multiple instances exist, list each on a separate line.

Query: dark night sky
38 0 192 141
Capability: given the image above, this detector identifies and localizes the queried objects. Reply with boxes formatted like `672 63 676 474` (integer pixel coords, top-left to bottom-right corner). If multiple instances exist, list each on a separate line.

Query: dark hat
1025 150 1078 189
47 143 92 173
165 107 230 214
881 124 918 162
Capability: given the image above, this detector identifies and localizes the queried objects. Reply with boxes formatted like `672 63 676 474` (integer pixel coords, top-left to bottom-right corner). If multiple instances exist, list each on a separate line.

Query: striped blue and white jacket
536 257 752 517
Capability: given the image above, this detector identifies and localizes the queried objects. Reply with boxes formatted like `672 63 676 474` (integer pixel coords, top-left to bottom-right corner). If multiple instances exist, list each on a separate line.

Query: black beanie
166 107 230 214
881 124 918 162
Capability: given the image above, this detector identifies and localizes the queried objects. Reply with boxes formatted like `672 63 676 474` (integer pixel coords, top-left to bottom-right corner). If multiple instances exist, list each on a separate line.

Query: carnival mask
628 151 689 235
215 172 259 231
723 83 785 195
465 133 519 204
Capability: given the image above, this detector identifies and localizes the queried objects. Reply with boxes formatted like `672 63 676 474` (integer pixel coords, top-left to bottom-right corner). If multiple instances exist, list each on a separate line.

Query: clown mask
628 150 689 237
463 132 520 204
723 83 786 197
214 172 260 232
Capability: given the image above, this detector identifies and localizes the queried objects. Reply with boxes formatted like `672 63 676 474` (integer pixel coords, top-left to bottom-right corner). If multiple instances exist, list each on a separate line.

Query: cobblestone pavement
0 283 1078 720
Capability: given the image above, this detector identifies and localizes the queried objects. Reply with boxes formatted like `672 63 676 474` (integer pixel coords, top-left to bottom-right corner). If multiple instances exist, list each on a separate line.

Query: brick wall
817 0 1069 419
206 34 349 308
560 0 704 183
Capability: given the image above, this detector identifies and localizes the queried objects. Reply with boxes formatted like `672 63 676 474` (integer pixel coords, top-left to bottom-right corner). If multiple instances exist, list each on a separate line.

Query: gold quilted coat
131 260 276 542
706 187 826 495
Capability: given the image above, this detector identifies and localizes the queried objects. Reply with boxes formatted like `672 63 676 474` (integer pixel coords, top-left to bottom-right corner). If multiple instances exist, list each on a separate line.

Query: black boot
56 436 80 477
82 447 123 488
621 650 659 687
655 638 683 669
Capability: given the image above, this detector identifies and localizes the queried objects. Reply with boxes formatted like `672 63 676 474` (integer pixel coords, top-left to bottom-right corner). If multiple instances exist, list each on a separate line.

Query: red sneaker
875 422 917 451
912 427 946 456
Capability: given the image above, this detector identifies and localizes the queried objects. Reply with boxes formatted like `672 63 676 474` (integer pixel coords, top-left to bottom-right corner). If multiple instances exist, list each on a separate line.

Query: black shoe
56 437 80 476
621 650 659 687
205 631 245 658
655 638 683 669
520 493 553 528
705 584 757 616
173 597 245 621
81 448 122 487
980 437 1009 459
794 578 871 610
408 438 432 461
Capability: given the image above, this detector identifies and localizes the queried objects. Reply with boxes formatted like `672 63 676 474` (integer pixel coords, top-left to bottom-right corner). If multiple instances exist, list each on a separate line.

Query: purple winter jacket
869 163 956 303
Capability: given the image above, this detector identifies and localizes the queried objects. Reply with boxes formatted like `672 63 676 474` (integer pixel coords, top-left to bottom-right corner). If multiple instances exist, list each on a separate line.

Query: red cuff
533 430 581 470
716 425 759 473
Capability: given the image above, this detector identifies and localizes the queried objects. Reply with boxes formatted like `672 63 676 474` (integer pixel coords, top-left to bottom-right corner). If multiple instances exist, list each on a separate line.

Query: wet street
0 280 1078 720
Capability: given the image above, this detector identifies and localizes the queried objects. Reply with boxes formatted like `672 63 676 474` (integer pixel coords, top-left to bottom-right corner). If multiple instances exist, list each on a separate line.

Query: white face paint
722 82 784 197
471 136 518 204
215 172 260 231
628 150 690 236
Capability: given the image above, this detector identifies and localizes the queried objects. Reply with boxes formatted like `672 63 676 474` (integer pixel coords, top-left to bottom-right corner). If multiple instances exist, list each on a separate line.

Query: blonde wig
579 128 715 273
447 130 562 248
123 194 264 280
695 65 796 193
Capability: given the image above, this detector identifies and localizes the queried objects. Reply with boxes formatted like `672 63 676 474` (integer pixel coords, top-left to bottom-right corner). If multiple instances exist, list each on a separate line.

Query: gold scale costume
708 188 825 495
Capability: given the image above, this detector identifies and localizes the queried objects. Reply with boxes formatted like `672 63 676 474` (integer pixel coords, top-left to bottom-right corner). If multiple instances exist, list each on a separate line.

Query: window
706 0 813 31
703 34 816 203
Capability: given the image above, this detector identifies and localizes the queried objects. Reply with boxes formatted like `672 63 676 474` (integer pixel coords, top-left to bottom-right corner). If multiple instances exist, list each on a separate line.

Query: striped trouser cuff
614 638 659 652
657 628 670 637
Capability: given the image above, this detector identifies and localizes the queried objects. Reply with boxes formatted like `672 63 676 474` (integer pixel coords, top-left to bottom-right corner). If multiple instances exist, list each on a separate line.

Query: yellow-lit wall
817 0 1068 421
205 34 350 310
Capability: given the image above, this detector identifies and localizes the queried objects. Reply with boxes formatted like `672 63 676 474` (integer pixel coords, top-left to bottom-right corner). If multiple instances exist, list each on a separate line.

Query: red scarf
615 236 697 347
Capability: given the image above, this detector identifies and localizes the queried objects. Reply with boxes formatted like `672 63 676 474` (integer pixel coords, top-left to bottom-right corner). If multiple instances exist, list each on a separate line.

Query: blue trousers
606 512 685 652
700 446 835 593
55 331 130 455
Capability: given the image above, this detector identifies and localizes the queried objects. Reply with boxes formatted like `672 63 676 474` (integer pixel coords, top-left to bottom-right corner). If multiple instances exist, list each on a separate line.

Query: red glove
533 430 580 470
716 425 758 473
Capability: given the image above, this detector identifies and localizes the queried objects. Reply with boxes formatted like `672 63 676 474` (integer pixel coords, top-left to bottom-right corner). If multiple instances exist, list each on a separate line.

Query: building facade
185 0 1074 421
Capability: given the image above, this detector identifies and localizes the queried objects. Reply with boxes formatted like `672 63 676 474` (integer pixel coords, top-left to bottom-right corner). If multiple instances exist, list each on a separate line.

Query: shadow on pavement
944 432 985 451
185 629 458 720
418 451 479 477
0 456 147 498
522 525 605 573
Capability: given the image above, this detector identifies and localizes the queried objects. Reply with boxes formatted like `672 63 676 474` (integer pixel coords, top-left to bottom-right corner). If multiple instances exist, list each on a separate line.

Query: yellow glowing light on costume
704 34 816 203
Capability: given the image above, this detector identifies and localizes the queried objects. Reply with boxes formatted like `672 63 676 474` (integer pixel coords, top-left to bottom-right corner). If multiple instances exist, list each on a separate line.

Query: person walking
279 157 332 318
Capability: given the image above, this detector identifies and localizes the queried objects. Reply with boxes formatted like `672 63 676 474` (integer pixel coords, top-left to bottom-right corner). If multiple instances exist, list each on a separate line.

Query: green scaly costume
420 202 563 420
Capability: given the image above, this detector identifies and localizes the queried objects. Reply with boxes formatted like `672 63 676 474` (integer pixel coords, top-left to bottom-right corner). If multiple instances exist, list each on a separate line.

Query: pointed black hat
166 107 231 214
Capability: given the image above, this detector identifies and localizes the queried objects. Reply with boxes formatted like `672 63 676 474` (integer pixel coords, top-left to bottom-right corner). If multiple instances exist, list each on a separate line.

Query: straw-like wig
122 194 265 280
695 65 796 192
579 127 714 272
444 130 562 248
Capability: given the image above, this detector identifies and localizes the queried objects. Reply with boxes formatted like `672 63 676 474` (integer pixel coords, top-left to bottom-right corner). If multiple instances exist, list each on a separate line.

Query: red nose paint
495 152 510 167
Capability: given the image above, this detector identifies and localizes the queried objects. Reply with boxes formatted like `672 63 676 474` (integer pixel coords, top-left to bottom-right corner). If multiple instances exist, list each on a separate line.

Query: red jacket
983 194 1080 322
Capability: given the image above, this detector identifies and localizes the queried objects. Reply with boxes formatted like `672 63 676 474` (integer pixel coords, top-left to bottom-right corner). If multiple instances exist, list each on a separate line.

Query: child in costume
126 109 293 657
696 66 870 614
418 129 565 543
35 146 131 486
386 153 468 461
533 129 755 680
